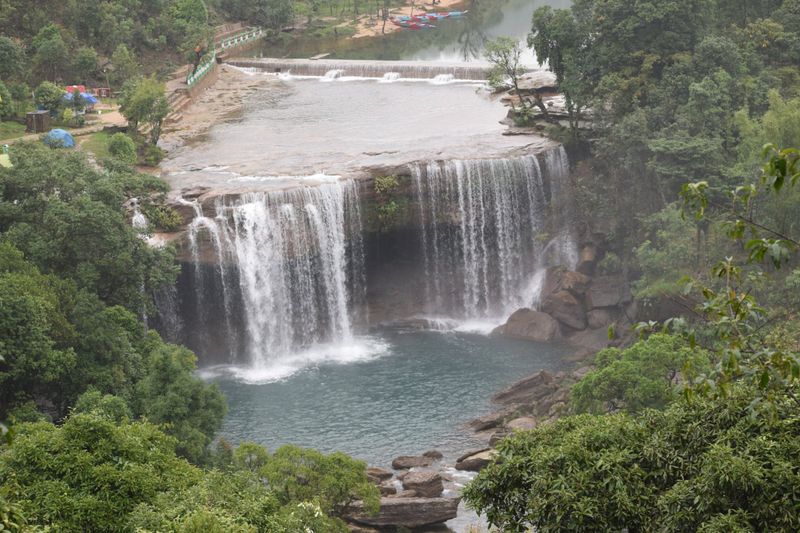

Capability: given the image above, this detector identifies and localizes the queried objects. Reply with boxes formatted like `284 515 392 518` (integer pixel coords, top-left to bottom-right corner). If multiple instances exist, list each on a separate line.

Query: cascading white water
321 69 344 81
380 72 401 83
229 58 498 80
411 148 577 321
185 180 365 367
431 73 455 85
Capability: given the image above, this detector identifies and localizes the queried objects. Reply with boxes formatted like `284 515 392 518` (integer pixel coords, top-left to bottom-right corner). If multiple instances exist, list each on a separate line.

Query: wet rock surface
346 497 461 528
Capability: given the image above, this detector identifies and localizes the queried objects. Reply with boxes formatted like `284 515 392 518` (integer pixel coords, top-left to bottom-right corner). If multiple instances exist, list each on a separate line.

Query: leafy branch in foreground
642 145 800 411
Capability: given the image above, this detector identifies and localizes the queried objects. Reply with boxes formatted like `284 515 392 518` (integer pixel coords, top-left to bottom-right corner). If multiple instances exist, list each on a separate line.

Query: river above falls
257 0 572 63
201 329 571 466
162 74 549 194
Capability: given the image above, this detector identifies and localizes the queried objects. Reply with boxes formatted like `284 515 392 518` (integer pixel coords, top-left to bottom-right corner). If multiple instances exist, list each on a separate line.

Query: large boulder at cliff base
586 275 633 309
542 290 587 330
497 308 560 341
401 471 443 498
346 497 460 528
587 308 617 329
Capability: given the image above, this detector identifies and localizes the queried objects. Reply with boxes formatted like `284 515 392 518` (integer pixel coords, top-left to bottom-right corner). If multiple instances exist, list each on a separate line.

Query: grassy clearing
0 121 26 141
80 131 112 160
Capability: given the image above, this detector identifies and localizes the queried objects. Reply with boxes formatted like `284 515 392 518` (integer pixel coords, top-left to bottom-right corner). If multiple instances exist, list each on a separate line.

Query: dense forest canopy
466 0 800 531
1 0 800 530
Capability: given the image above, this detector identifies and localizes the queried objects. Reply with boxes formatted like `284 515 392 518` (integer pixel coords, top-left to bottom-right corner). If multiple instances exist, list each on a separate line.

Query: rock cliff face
494 239 635 350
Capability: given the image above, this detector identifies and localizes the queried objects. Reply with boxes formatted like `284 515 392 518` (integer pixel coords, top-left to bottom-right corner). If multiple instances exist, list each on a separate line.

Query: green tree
133 343 226 463
119 76 170 144
261 445 380 520
33 81 64 117
31 25 69 82
571 333 710 413
0 413 202 532
465 384 800 532
0 80 13 119
485 37 546 120
72 46 98 83
109 44 140 87
108 132 138 164
0 36 26 81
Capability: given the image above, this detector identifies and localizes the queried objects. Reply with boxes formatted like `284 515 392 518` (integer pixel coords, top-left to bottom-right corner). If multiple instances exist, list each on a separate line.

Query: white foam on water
320 69 345 81
199 336 390 384
431 73 455 85
379 72 401 83
227 172 342 183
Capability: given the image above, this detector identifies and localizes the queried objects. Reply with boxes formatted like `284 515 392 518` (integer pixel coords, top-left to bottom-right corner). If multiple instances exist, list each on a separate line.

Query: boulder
391 455 433 470
468 407 514 431
346 497 460 528
422 450 443 461
492 370 555 405
571 366 594 380
379 482 397 496
586 275 632 309
576 244 598 275
506 416 537 431
388 490 418 498
366 467 393 484
401 471 443 498
489 428 512 446
542 290 587 330
455 449 495 472
497 308 560 342
560 270 592 295
516 70 557 91
587 308 616 329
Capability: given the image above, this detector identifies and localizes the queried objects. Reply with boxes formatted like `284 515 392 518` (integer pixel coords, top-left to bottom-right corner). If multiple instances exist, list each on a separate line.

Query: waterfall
184 180 365 366
321 69 344 81
431 74 455 85
410 147 577 320
228 58 502 80
379 72 401 83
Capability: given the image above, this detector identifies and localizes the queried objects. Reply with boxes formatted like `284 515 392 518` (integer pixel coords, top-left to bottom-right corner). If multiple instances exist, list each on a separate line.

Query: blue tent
63 91 99 105
43 129 76 148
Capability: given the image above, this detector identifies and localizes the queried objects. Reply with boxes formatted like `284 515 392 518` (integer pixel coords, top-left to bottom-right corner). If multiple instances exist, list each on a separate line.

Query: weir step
225 57 543 81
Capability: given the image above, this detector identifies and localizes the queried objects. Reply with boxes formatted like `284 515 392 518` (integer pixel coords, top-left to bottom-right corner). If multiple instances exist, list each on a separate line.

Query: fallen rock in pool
366 466 393 484
346 497 461 528
401 471 443 498
455 448 495 472
492 369 556 406
495 308 561 342
392 455 434 470
423 449 443 460
507 416 538 431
